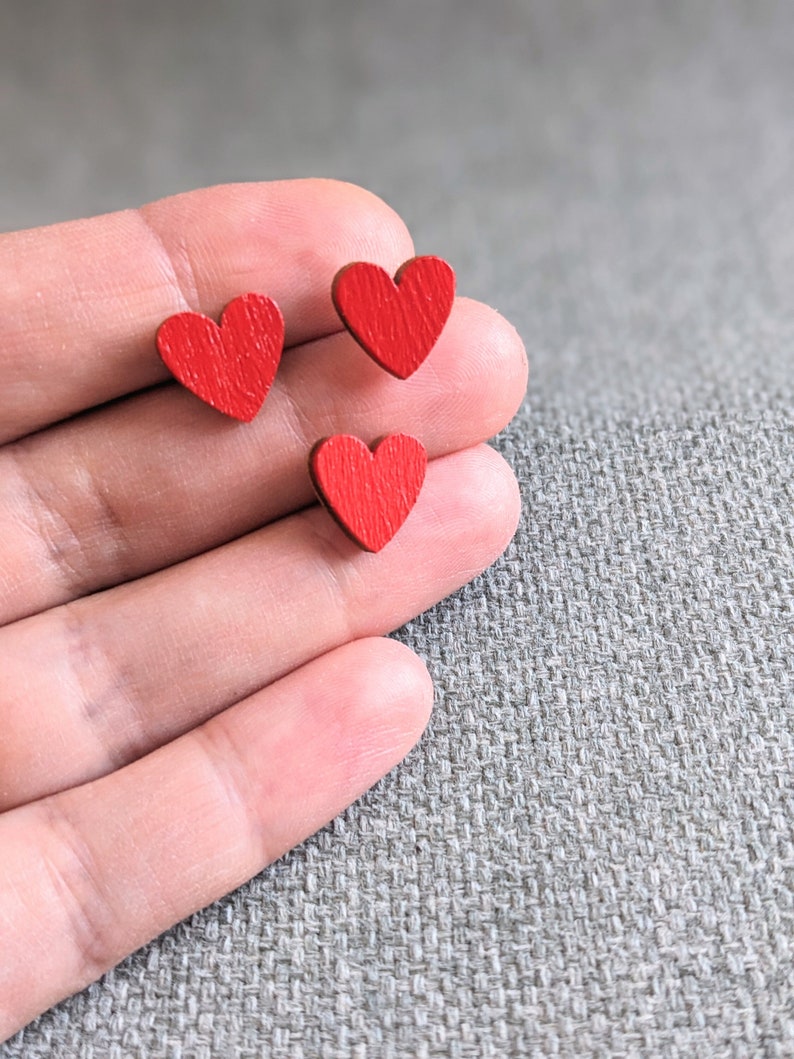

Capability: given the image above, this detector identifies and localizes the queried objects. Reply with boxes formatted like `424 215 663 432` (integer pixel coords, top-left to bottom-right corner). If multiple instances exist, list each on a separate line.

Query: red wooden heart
156 293 285 421
332 256 455 379
309 433 428 552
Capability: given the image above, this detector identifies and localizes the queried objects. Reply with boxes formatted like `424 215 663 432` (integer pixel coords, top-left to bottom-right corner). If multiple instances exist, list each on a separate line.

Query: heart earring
331 255 455 379
309 433 427 552
310 255 454 550
156 293 285 422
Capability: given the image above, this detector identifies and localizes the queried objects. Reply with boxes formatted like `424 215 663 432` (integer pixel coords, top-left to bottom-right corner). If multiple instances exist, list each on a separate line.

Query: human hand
0 180 527 1040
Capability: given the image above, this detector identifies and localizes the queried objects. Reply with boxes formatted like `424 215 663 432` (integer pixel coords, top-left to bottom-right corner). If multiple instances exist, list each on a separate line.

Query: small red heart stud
309 433 428 552
156 293 285 421
332 256 455 379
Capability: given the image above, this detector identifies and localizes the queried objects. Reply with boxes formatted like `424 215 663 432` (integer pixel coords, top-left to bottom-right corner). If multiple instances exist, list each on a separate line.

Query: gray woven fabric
2 1 793 1055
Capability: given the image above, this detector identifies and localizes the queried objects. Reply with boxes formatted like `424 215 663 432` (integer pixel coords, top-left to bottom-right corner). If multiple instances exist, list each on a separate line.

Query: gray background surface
2 1 793 1055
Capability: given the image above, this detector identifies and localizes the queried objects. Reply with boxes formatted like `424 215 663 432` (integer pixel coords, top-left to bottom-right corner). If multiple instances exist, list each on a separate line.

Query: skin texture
0 179 528 1042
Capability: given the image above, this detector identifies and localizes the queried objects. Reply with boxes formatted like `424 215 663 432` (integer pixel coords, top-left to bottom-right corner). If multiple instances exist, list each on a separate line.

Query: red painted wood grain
332 256 455 379
309 433 428 551
156 293 285 421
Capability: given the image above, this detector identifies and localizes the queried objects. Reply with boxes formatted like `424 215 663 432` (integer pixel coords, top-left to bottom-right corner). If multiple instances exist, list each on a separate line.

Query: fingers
0 179 413 444
0 637 432 1043
0 298 527 624
0 446 519 809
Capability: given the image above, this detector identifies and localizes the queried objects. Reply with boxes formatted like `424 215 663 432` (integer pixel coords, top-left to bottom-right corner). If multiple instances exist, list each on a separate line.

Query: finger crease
135 209 202 313
274 369 321 457
38 797 119 986
6 447 90 597
302 515 362 646
59 604 150 770
193 720 271 868
7 444 134 597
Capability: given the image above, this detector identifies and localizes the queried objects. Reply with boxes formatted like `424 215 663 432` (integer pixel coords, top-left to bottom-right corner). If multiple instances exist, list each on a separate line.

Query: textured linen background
2 1 793 1056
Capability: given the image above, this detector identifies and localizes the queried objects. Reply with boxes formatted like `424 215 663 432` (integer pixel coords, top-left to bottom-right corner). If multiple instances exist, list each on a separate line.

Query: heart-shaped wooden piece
332 256 455 379
309 433 427 552
156 293 285 421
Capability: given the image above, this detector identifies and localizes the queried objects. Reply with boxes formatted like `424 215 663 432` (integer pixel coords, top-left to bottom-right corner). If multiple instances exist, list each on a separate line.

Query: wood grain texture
156 293 285 421
309 433 428 552
331 256 455 379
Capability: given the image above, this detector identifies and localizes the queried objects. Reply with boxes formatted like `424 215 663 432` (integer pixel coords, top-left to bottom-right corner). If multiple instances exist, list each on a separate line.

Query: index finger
0 179 413 443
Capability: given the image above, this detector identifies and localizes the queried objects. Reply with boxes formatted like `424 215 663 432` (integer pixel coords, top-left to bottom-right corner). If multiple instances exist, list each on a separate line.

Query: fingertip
413 297 527 451
482 444 524 550
254 178 417 339
444 298 529 436
332 636 434 762
376 635 435 735
474 300 529 421
299 178 416 268
425 444 523 562
139 178 416 339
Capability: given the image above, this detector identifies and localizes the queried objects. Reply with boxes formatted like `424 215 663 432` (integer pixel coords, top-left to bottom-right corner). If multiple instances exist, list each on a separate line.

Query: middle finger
0 298 525 625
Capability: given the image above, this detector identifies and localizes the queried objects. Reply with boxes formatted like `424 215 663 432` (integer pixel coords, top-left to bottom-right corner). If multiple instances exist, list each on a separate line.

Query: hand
0 179 527 1040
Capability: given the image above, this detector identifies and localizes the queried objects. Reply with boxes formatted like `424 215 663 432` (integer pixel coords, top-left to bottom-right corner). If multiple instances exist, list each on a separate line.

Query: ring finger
0 445 520 809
